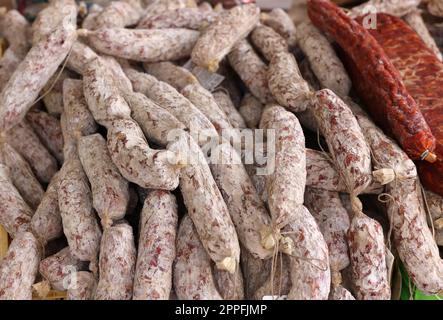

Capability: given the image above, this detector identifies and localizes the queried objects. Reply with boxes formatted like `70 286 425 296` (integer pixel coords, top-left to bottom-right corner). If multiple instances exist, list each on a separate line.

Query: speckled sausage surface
78 134 129 227
210 142 272 259
348 212 391 300
213 90 246 129
296 22 351 97
31 172 63 244
58 154 102 262
133 190 178 300
304 188 350 272
173 215 222 300
144 61 198 92
5 120 58 183
181 83 235 135
259 105 306 229
80 28 200 63
387 178 443 294
239 93 263 129
312 89 372 196
63 79 98 139
284 205 331 300
191 3 260 72
94 223 136 300
39 246 87 291
123 67 218 146
94 1 142 29
106 118 180 190
66 41 99 75
0 164 32 237
137 7 217 30
228 39 272 104
0 232 40 300
261 8 297 47
268 51 311 113
169 132 240 273
67 271 97 300
214 264 245 300
250 24 288 62
0 1 77 132
42 68 73 115
83 57 132 127
0 142 44 210
124 91 186 147
26 110 64 163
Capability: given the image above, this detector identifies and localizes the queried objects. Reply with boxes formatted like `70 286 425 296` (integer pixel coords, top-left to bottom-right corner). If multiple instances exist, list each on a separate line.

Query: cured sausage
191 3 260 72
58 154 102 263
0 164 32 237
78 134 129 227
0 142 44 210
307 0 436 162
312 89 372 197
133 190 178 300
356 13 443 196
0 232 40 300
94 222 136 300
39 246 87 291
173 215 222 300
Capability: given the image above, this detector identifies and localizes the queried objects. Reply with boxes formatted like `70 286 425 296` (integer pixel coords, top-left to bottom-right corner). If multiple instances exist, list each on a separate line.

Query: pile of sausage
0 0 442 300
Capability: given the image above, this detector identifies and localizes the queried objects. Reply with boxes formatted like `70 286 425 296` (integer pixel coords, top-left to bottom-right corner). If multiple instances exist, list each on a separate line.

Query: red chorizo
356 13 443 195
308 0 436 162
